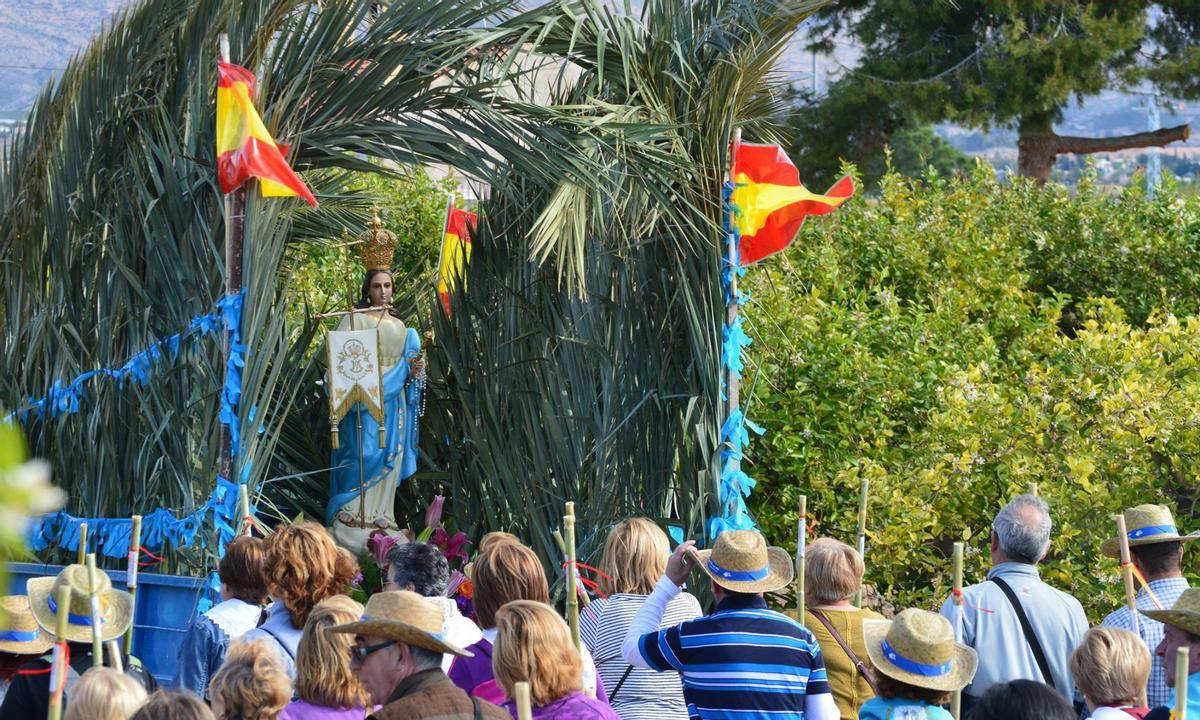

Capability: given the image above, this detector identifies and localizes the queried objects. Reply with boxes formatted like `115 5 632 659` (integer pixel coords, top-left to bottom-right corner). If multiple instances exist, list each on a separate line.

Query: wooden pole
854 477 869 606
217 33 246 485
106 640 124 672
239 483 252 535
721 128 743 525
47 585 72 720
950 542 964 720
86 553 103 667
124 514 142 654
515 681 533 720
1029 482 1038 497
77 522 87 566
564 502 580 651
1115 514 1148 707
796 495 807 621
1177 645 1189 720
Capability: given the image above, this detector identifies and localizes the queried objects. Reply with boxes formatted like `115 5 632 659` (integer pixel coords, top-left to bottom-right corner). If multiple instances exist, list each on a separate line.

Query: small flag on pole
436 203 476 313
731 142 853 266
216 61 317 206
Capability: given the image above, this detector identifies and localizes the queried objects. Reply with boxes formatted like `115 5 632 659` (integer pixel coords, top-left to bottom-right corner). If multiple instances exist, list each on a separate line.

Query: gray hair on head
992 494 1052 564
408 643 444 671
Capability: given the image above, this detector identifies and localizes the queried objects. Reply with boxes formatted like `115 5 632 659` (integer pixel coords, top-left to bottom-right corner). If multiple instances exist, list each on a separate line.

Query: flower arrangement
352 494 475 619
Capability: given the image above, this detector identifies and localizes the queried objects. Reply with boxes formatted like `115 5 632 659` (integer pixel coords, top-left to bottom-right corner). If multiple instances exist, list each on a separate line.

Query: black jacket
0 643 157 720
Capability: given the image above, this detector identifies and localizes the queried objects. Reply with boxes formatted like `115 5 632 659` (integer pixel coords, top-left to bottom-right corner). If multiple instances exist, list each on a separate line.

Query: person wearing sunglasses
330 591 508 720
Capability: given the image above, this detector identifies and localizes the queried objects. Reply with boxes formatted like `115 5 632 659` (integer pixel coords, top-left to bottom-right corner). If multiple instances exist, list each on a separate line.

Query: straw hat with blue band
26 564 133 644
0 595 54 655
863 609 977 692
1101 504 1200 559
692 529 794 594
329 590 473 657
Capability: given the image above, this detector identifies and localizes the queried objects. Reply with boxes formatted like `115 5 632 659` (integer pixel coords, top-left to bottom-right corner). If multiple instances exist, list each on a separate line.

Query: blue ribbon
0 629 41 642
1129 525 1178 540
880 639 952 677
47 594 104 626
706 557 768 582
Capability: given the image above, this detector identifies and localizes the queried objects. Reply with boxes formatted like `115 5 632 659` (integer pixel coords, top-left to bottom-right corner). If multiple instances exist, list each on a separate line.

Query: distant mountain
0 1 128 112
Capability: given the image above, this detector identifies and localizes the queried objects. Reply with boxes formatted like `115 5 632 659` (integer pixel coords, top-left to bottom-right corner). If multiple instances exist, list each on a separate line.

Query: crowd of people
0 495 1196 720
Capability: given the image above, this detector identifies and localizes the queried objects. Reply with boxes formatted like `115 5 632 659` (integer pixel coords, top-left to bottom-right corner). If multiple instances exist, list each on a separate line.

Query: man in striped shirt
621 529 840 720
1100 504 1196 708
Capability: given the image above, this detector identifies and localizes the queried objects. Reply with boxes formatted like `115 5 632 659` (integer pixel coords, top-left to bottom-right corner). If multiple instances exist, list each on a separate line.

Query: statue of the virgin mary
326 213 422 551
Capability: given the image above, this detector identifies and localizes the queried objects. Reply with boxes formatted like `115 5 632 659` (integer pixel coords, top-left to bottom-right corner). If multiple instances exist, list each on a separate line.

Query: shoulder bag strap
609 664 635 702
809 609 880 695
471 696 482 720
258 625 297 661
990 576 1055 690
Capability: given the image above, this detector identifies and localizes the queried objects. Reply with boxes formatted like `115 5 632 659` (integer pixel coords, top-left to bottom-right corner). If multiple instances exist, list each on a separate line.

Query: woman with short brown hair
493 601 618 719
208 639 292 720
243 523 359 680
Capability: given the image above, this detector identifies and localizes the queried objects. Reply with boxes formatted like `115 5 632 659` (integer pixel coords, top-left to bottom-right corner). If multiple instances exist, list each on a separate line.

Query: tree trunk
1017 111 1191 184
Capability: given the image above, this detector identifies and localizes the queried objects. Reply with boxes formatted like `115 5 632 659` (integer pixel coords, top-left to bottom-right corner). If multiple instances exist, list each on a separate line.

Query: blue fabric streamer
713 178 764 540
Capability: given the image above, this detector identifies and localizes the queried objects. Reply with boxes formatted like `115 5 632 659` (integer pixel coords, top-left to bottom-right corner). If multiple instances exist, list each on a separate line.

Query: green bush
746 165 1200 620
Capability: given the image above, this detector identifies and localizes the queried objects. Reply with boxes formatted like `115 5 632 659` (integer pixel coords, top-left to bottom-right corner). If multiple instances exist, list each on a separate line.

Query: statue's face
368 272 393 307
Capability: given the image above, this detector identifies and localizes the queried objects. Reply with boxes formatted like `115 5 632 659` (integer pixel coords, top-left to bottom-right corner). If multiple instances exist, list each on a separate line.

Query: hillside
0 1 126 112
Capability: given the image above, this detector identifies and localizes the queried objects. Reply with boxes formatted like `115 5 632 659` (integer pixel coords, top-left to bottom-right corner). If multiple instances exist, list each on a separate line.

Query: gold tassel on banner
331 427 340 450
378 426 386 446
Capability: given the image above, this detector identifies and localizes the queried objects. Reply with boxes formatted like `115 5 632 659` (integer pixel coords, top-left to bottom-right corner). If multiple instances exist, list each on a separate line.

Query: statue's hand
410 354 426 378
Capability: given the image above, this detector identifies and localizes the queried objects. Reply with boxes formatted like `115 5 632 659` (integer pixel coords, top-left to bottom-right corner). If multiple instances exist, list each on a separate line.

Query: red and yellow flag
731 142 853 266
436 204 476 313
216 61 317 206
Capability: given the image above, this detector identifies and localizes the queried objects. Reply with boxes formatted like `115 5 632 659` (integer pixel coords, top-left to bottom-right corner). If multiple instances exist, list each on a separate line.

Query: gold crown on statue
358 209 397 270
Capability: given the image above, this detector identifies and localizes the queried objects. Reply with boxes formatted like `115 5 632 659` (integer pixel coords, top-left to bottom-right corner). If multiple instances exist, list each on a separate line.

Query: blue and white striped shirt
636 594 831 720
1102 576 1190 708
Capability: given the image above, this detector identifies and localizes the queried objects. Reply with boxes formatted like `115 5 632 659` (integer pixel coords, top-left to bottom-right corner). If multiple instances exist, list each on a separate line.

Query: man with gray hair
939 494 1088 713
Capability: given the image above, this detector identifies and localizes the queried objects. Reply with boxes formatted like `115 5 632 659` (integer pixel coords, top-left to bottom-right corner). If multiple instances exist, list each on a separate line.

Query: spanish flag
731 142 853 266
436 204 476 313
216 61 317 206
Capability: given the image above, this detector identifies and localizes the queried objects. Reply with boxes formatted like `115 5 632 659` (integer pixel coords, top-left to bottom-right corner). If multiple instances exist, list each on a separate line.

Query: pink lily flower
425 495 446 530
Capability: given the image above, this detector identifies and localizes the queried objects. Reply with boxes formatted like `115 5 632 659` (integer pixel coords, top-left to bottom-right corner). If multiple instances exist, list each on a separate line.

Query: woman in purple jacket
493 601 619 719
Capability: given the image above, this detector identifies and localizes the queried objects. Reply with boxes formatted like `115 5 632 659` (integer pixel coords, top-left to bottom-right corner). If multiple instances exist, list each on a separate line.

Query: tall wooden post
721 128 743 526
218 33 246 484
124 514 142 654
796 495 807 621
86 553 103 667
77 522 87 566
564 501 580 651
854 477 869 606
47 586 72 720
1115 513 1148 708
950 542 964 720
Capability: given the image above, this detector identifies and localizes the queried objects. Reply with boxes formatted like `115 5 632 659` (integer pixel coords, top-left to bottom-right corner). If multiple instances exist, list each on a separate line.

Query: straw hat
0 595 54 655
329 590 472 657
863 609 978 692
693 530 793 594
1144 588 1200 637
1101 504 1200 558
26 565 133 644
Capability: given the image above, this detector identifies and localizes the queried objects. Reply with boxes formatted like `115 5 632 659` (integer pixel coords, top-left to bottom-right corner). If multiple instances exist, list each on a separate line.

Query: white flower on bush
0 459 65 555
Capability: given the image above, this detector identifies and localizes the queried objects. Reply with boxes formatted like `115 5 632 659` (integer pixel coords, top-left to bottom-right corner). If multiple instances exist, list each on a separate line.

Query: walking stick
77 522 87 567
950 542 964 720
796 495 807 621
47 585 71 720
854 477 869 606
86 553 103 667
564 502 581 652
515 681 533 720
239 483 253 535
1176 646 1189 720
124 514 142 655
1115 513 1148 708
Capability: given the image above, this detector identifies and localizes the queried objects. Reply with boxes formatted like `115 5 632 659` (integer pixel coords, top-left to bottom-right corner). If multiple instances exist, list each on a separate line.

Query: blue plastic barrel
6 562 208 686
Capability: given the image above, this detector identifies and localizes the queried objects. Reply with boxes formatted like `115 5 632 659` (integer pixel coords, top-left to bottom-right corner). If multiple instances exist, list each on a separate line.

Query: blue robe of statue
326 313 421 526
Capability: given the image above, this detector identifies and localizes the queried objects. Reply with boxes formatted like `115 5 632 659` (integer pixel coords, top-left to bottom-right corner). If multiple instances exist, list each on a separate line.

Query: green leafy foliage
747 165 1200 620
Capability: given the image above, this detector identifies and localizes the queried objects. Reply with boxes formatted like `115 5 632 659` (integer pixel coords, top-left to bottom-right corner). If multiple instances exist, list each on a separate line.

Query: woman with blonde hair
1069 626 1151 719
580 518 701 719
494 601 619 719
208 639 292 720
243 522 359 680
63 667 148 720
803 537 885 720
280 596 377 720
449 540 605 703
